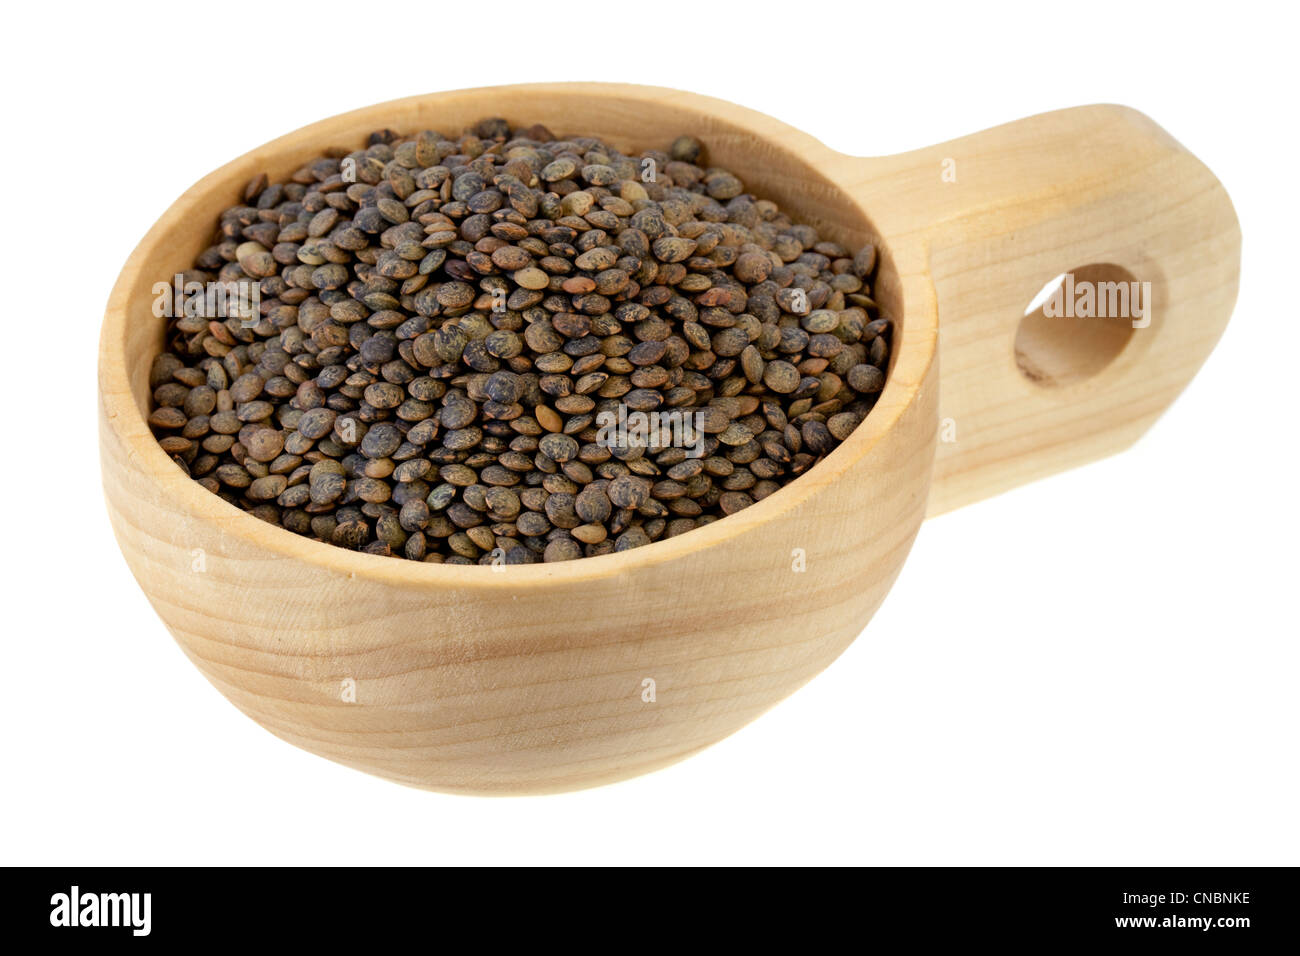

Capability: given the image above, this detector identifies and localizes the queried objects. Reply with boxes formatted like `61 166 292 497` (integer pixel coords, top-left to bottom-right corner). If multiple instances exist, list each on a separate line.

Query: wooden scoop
98 84 1239 794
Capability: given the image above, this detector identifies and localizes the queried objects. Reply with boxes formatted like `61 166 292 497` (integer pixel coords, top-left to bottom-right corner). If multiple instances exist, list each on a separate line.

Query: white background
2 1 1295 866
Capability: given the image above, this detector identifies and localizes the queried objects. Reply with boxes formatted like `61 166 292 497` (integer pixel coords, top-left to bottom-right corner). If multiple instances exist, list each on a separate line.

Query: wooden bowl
98 84 1239 794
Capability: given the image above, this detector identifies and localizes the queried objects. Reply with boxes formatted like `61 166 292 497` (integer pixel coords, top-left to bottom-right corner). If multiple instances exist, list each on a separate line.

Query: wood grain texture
819 105 1240 513
98 84 1236 794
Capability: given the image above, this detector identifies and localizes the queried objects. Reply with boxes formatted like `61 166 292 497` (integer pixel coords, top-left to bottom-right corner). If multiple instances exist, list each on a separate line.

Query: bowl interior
103 84 913 582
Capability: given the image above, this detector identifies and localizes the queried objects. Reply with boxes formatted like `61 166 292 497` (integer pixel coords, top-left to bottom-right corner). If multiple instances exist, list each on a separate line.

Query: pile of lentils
147 118 892 564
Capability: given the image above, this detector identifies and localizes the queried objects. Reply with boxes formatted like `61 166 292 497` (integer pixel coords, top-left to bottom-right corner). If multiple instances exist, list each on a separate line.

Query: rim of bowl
98 83 936 589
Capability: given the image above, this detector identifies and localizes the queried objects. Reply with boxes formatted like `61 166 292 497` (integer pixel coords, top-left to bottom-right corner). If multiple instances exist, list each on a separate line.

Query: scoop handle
846 105 1240 514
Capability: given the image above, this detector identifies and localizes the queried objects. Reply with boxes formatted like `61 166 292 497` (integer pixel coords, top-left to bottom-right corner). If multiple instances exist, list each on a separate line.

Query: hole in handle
1015 263 1144 387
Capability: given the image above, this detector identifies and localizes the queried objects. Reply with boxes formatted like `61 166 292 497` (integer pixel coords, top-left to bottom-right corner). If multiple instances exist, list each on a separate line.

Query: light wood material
829 106 1241 513
98 84 1238 794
